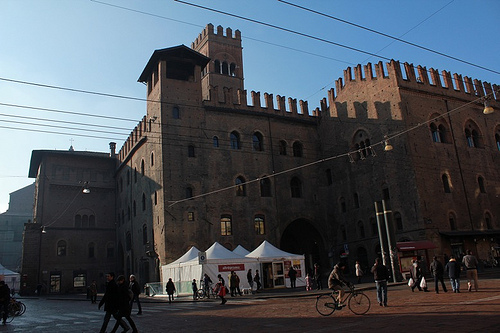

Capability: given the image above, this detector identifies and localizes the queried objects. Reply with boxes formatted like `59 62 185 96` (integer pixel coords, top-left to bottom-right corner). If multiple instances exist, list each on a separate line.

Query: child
306 273 313 291
192 279 198 300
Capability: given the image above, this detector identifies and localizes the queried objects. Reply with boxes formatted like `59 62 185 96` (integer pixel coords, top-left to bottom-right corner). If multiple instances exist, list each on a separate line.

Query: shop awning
396 241 437 251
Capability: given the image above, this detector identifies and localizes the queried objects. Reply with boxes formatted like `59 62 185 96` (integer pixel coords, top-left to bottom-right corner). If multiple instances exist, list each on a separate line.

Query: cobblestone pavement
2 275 500 333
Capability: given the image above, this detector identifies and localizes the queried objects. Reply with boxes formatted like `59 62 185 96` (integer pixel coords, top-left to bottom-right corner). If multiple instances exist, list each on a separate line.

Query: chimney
109 142 116 157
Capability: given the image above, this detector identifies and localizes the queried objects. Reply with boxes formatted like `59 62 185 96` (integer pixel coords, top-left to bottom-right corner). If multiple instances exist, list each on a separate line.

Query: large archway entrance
280 218 326 275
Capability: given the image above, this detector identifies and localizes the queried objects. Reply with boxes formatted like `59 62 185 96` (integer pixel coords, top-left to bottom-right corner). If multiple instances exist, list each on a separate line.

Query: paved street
2 275 500 333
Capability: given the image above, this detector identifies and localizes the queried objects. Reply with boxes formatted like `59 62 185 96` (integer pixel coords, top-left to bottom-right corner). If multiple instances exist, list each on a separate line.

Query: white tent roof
169 246 201 265
205 242 245 259
246 240 304 260
232 245 250 257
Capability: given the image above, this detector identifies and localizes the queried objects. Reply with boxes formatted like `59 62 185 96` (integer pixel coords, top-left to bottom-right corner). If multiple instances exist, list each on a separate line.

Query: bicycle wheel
316 294 336 316
348 291 370 315
197 289 205 299
18 302 26 316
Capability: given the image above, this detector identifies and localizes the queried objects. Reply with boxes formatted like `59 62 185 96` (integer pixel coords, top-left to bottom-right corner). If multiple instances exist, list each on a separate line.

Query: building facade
21 24 500 293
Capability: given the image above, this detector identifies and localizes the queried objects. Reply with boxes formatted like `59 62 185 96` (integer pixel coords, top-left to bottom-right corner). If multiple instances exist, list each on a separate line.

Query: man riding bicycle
328 262 350 309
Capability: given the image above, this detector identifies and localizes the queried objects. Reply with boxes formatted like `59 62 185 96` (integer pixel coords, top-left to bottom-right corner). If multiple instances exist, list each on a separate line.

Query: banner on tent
218 264 245 272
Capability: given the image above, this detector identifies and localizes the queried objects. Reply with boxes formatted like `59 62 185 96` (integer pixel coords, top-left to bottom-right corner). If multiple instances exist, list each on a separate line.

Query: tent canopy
169 246 200 265
232 245 250 257
246 240 303 260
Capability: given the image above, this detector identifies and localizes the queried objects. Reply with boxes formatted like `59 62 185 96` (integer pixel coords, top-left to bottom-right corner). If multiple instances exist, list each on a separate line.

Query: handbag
407 278 415 287
420 277 427 289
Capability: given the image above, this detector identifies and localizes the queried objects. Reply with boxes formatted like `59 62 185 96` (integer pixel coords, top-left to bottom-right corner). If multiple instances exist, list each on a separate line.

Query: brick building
21 24 500 293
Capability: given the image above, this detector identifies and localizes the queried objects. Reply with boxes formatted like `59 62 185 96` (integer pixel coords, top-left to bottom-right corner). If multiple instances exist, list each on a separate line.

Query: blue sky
0 0 499 213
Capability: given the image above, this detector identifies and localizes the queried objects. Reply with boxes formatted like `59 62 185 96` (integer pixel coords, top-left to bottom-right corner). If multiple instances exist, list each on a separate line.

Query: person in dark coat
430 256 448 293
254 270 261 291
0 281 10 325
371 258 389 307
288 266 297 288
110 275 138 333
445 255 462 292
409 260 428 292
129 275 142 315
165 278 176 304
98 272 129 333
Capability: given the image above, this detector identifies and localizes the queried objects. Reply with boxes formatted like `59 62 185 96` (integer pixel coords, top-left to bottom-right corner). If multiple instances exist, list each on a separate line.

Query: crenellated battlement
203 86 320 120
117 115 149 163
191 23 241 50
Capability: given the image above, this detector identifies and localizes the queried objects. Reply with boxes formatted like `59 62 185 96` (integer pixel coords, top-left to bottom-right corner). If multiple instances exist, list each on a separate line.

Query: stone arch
280 218 325 275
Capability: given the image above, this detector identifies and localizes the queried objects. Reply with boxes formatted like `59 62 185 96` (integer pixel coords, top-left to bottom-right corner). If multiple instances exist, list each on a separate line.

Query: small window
186 187 193 198
442 174 451 193
221 215 232 236
293 141 303 157
57 240 67 256
151 152 154 166
254 215 265 235
214 60 221 74
188 212 195 221
449 213 457 231
478 176 486 193
353 193 360 208
236 177 246 196
213 136 219 148
279 140 287 155
172 107 180 119
430 123 441 143
141 159 145 175
222 61 229 75
73 273 86 288
252 132 263 151
230 63 236 76
290 177 302 198
230 132 241 149
142 193 146 211
260 177 272 197
134 168 137 183
154 191 158 205
188 145 195 157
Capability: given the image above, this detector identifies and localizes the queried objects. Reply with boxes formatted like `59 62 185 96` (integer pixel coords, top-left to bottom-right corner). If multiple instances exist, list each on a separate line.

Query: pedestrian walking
355 260 364 284
314 263 322 290
462 250 479 291
430 256 448 293
0 281 10 325
192 279 198 300
288 266 297 288
98 272 130 333
216 274 227 305
445 255 461 292
305 272 313 291
247 269 254 292
203 273 213 298
409 260 428 292
109 275 138 333
233 272 242 296
165 278 176 303
371 258 389 307
129 275 142 315
89 280 97 304
254 270 262 291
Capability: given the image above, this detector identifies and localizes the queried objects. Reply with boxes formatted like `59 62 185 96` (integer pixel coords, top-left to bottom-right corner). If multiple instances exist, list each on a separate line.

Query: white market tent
0 264 20 292
232 245 250 257
162 242 259 295
246 241 306 288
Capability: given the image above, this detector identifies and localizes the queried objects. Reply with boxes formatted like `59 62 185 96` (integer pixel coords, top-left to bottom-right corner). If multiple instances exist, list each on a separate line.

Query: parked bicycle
316 283 370 316
4 298 26 323
196 282 217 299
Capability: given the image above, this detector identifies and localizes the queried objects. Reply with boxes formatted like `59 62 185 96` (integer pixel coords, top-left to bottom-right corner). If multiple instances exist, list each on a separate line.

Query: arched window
75 215 82 228
252 132 263 151
222 61 229 75
82 215 89 228
142 193 146 211
57 240 67 256
141 159 145 175
230 63 236 76
353 193 360 208
126 232 132 251
172 106 180 119
88 242 95 258
260 177 271 197
254 215 265 235
465 121 482 148
188 145 195 157
279 140 287 155
89 215 95 228
358 221 365 238
151 152 154 166
394 212 403 231
290 177 302 198
478 176 486 193
214 60 221 74
213 136 219 148
449 213 457 231
442 174 451 193
220 214 232 236
134 167 137 183
235 177 246 196
230 131 241 149
353 130 372 159
142 225 148 245
292 141 303 157
154 191 157 205
186 187 193 198
430 123 441 143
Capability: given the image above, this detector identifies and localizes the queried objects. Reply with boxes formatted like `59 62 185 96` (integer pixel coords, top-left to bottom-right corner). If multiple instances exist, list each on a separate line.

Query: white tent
246 241 306 288
232 245 250 257
162 242 259 295
0 264 20 292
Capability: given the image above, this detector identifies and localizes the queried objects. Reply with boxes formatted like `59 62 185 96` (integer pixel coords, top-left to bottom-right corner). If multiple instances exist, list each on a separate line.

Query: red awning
396 241 437 251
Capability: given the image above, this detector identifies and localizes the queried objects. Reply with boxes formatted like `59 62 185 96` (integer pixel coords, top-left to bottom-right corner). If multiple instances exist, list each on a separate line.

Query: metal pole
374 201 389 266
382 200 403 282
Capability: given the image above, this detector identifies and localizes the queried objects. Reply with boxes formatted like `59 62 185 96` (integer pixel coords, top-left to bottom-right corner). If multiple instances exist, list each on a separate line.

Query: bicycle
316 283 370 316
196 282 217 299
4 298 26 323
